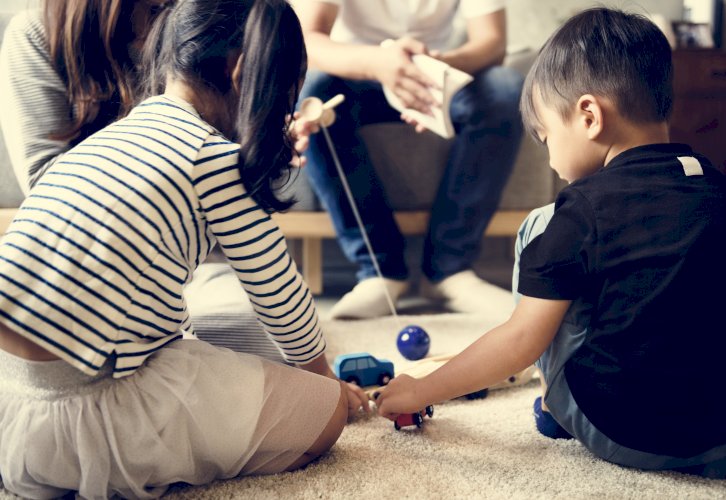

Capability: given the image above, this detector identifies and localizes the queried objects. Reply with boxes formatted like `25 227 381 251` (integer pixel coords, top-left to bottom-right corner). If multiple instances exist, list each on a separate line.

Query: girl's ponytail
235 0 306 212
141 2 175 97
140 0 306 213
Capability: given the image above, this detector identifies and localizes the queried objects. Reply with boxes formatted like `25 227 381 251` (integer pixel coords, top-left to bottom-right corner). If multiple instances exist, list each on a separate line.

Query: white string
321 125 403 330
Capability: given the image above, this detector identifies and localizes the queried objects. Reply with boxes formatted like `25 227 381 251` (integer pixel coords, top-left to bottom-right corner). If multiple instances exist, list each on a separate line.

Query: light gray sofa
0 9 563 296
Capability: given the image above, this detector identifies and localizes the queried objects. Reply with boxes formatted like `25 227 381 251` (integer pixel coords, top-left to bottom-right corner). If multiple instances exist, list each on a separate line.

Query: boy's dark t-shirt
518 143 726 457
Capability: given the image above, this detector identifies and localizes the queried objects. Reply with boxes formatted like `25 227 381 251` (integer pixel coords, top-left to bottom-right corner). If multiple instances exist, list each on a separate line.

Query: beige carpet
1 299 724 498
160 300 723 499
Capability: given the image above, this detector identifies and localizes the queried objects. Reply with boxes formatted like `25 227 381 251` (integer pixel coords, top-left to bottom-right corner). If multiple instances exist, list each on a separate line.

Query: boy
375 8 726 476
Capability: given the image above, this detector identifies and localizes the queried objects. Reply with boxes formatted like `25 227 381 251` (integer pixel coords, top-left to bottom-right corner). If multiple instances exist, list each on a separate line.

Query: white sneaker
420 270 513 315
328 277 409 319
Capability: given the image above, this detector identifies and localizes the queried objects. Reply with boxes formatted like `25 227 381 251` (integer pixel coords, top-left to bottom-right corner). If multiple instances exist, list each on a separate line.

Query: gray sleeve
0 11 73 195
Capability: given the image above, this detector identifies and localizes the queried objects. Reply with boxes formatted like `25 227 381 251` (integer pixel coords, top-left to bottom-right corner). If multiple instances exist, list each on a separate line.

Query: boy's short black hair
520 7 673 142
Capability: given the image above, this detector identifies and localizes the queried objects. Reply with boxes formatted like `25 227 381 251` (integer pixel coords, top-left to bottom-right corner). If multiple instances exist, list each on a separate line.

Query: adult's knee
455 66 525 129
479 66 525 107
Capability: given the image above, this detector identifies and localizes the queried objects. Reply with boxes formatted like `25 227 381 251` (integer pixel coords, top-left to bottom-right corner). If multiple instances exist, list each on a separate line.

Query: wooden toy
334 352 394 386
370 390 434 431
399 354 537 391
298 94 345 127
394 405 434 431
364 356 537 403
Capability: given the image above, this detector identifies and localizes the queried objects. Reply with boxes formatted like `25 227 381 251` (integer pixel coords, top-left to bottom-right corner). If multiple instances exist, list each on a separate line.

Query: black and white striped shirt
0 95 326 377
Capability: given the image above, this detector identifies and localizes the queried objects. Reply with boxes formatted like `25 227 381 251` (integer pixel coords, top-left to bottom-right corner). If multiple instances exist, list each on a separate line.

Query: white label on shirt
678 156 704 176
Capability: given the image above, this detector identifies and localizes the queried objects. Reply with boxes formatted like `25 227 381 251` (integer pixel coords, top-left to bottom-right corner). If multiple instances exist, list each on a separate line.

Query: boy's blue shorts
519 205 726 477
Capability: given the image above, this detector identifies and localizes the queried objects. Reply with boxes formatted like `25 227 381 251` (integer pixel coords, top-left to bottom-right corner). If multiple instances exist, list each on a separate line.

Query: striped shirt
0 11 73 194
0 95 326 377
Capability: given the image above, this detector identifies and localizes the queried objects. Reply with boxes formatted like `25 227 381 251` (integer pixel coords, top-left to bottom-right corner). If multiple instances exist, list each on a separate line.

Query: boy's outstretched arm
376 296 571 419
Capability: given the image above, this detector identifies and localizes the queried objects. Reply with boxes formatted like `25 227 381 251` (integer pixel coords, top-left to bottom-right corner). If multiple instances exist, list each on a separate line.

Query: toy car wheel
413 413 423 428
345 376 361 386
377 372 392 386
425 405 434 418
465 388 489 400
394 421 401 431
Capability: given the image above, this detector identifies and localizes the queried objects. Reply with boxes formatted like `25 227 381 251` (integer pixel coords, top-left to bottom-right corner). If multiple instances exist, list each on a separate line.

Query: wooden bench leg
302 237 323 295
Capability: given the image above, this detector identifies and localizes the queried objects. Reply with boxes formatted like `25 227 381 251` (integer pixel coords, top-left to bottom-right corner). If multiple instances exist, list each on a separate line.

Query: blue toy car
334 353 395 387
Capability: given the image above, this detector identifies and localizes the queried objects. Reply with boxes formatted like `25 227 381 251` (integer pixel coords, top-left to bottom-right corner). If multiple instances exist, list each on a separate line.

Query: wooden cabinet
670 50 726 173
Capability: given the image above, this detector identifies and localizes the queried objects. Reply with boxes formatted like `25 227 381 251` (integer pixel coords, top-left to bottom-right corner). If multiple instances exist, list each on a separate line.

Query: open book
382 54 473 139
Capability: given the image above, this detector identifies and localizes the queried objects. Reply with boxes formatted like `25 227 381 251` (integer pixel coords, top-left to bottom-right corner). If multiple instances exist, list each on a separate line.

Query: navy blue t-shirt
518 143 726 457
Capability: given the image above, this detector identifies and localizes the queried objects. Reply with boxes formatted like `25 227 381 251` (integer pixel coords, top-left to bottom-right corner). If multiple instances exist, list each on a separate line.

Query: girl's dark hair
144 0 307 213
43 0 170 143
520 7 673 142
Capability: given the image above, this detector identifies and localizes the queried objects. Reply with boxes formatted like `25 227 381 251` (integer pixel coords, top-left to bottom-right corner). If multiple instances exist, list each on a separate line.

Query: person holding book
293 0 524 318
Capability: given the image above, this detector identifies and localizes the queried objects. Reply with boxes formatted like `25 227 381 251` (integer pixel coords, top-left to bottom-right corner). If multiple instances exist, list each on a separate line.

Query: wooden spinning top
298 94 345 127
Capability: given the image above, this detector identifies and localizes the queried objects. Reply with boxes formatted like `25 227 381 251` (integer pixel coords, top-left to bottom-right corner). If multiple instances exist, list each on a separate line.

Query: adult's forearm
438 37 506 75
304 32 380 81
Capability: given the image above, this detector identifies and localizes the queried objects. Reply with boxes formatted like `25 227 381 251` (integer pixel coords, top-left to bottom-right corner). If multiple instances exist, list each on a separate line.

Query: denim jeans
299 65 524 281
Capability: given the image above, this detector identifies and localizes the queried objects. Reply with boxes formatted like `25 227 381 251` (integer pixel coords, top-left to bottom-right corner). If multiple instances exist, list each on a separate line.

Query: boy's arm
376 296 571 418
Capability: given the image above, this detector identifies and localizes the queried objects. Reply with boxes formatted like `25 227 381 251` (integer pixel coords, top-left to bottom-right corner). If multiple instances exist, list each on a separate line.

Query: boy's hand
374 374 426 420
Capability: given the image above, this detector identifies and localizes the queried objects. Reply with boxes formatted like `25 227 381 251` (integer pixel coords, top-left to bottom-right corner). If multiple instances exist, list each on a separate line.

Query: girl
1 0 315 363
0 0 367 497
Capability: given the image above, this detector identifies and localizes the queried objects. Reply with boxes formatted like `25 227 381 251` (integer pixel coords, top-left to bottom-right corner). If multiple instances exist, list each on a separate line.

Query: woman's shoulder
4 10 46 45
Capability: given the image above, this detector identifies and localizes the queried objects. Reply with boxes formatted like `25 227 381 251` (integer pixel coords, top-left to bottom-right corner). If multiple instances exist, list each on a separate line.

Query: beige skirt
0 339 340 499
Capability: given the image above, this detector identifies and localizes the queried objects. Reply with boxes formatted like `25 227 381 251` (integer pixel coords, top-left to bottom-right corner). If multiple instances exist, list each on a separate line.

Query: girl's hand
297 354 370 420
374 374 426 420
286 112 320 167
343 382 371 419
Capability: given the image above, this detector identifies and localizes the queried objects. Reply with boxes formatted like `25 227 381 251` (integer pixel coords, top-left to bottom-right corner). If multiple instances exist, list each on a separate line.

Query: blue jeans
299 66 524 281
514 205 726 477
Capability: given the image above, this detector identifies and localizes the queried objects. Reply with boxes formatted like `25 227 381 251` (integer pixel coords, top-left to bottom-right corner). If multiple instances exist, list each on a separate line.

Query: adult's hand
375 37 439 114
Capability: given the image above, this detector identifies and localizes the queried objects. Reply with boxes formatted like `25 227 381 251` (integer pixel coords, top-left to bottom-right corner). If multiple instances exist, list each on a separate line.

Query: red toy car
394 405 434 430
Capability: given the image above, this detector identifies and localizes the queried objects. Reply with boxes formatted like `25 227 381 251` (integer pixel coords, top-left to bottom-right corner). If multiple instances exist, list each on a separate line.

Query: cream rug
161 302 724 499
1 299 724 498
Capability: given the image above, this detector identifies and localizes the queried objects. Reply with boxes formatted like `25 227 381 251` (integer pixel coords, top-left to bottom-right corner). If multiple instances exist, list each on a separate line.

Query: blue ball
397 325 430 360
